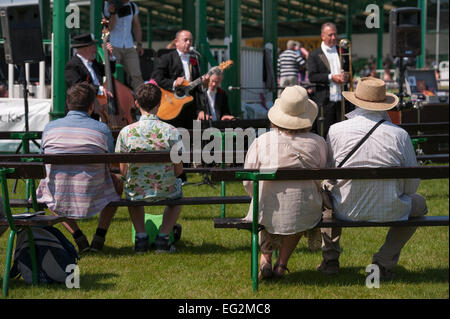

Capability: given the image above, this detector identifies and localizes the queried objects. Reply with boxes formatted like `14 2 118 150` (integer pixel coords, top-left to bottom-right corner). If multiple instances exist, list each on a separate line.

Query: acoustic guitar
157 60 234 121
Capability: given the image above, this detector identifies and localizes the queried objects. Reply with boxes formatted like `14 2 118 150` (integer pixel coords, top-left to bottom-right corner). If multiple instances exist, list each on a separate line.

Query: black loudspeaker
0 4 44 65
389 7 421 58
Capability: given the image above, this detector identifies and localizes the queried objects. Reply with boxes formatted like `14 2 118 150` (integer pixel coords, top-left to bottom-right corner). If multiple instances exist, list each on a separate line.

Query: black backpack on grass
10 226 79 284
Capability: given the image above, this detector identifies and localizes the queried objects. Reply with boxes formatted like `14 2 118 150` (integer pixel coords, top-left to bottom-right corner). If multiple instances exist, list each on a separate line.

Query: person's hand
136 44 144 56
332 73 346 84
197 111 211 121
201 74 210 88
108 4 116 14
174 76 186 87
104 43 114 56
221 115 235 121
104 88 114 98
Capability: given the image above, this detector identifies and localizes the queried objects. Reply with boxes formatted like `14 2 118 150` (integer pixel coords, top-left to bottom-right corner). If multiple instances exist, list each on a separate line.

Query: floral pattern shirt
115 114 182 201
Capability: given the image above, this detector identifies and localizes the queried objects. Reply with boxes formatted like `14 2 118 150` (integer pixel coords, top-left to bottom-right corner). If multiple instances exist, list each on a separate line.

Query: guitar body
156 60 234 121
157 80 193 121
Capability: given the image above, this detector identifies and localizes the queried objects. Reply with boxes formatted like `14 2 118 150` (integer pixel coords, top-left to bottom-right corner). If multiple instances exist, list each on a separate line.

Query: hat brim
71 40 98 48
342 91 399 111
268 98 318 130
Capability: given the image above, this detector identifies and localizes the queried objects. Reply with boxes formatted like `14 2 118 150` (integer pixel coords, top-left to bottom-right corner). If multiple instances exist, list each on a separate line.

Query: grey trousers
320 194 428 270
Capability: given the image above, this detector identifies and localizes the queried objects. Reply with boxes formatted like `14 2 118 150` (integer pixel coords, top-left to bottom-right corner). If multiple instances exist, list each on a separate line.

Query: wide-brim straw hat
342 77 399 111
71 33 98 48
268 85 318 130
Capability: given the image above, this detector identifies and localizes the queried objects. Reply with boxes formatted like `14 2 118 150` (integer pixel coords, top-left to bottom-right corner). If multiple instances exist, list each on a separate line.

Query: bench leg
251 181 259 292
25 227 39 285
2 229 16 298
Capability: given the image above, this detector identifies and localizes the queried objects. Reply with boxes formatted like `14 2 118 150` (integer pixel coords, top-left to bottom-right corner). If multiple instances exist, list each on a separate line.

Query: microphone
189 47 202 57
228 86 241 91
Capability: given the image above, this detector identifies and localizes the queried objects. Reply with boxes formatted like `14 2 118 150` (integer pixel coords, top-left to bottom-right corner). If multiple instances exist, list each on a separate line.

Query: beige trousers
321 194 428 270
112 47 144 91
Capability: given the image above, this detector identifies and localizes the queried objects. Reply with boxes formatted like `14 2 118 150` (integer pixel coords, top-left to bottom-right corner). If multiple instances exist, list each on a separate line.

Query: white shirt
178 49 191 81
206 89 218 121
103 2 138 49
326 107 420 222
321 41 341 102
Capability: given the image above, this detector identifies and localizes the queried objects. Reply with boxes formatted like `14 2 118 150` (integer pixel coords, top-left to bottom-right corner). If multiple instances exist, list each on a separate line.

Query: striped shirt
36 111 120 219
277 49 304 78
326 107 419 222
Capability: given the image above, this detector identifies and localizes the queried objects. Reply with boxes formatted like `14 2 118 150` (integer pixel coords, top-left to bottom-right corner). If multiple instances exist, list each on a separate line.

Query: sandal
273 262 290 278
258 262 273 280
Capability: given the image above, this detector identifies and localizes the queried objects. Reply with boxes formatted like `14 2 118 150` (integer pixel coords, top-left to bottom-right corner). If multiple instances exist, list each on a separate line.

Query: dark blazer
200 88 232 120
308 46 350 106
151 50 205 128
65 55 115 92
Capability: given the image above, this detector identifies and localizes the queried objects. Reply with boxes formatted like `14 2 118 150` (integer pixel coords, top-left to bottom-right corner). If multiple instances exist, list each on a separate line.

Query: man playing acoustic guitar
151 30 209 129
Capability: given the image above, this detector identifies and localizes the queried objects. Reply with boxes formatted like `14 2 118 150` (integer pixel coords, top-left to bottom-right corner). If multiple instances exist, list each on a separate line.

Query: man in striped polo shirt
36 83 122 254
277 40 306 96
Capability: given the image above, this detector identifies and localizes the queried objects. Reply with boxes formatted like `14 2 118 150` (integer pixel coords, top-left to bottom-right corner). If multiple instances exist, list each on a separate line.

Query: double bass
96 18 135 130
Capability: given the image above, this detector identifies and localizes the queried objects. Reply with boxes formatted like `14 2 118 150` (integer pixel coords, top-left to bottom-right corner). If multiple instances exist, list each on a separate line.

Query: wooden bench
0 161 67 298
210 166 449 292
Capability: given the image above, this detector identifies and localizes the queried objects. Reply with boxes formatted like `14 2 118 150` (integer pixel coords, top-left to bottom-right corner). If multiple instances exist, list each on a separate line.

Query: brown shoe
258 262 273 280
316 260 339 275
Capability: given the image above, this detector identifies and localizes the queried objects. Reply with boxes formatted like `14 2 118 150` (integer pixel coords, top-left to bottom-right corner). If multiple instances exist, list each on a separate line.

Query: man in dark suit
65 33 115 117
151 30 208 129
197 69 235 122
308 22 352 138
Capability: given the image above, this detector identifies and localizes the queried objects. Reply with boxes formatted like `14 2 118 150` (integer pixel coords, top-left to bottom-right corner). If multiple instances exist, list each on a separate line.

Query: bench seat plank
214 216 449 230
0 215 67 226
9 196 252 208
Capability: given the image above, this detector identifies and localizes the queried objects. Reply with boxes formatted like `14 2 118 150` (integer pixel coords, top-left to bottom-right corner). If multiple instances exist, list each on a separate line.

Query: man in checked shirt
317 77 428 281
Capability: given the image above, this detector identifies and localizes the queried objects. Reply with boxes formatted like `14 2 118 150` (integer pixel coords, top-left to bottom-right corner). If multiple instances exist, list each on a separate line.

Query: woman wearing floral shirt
116 83 183 253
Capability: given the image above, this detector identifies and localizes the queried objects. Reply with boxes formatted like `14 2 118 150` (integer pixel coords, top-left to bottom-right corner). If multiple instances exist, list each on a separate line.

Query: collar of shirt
345 107 392 122
66 110 90 118
321 41 337 54
207 89 217 96
177 49 190 60
139 114 158 121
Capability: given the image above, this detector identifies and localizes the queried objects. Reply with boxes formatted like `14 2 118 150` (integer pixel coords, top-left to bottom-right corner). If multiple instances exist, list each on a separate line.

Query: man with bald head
308 22 352 138
152 30 208 129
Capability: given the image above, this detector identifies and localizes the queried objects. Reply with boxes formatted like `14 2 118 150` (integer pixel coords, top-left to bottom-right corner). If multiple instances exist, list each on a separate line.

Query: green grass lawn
0 173 448 299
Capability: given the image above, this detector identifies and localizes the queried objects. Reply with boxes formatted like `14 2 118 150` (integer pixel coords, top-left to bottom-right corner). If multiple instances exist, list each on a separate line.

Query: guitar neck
186 67 217 91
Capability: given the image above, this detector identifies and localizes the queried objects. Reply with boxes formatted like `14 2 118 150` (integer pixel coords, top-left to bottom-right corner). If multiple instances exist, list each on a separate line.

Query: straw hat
268 86 318 130
342 77 399 111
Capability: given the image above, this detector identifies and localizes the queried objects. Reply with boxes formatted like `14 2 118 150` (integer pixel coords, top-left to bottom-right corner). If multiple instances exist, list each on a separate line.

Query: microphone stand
188 50 215 188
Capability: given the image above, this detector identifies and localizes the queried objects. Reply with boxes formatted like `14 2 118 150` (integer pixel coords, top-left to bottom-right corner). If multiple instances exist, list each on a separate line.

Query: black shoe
134 235 149 253
75 235 90 254
316 259 339 275
173 224 182 243
372 261 395 281
155 234 176 253
90 234 105 252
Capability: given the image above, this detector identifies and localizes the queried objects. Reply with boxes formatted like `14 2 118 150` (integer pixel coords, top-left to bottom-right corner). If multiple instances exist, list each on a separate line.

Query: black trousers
312 100 354 139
